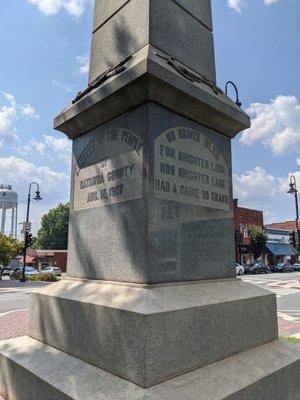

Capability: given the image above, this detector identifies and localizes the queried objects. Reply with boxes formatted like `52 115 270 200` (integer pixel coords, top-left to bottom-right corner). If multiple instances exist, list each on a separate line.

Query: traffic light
25 232 33 248
289 231 296 247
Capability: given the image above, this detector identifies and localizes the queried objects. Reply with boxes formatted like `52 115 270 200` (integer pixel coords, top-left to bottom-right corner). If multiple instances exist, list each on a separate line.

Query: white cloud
297 158 300 166
29 139 46 154
263 211 277 224
233 167 277 202
0 92 40 147
227 0 246 12
52 80 73 93
77 53 89 75
20 104 39 119
27 0 91 17
228 0 279 12
44 135 72 164
3 92 16 107
0 92 18 143
264 0 278 5
240 95 300 156
0 156 69 204
0 156 70 235
233 166 300 223
16 134 72 165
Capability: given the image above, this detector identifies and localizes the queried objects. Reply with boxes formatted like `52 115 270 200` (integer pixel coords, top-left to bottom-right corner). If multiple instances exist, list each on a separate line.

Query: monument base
26 279 278 386
0 336 299 400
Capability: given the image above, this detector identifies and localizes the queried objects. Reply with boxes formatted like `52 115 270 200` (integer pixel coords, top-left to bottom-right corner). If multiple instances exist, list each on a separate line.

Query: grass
281 336 300 345
29 273 58 282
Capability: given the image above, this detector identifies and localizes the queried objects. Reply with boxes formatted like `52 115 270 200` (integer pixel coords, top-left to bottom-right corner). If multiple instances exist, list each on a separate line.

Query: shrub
30 273 58 282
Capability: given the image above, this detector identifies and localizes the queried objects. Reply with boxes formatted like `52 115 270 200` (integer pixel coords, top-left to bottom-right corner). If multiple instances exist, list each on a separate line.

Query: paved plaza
1 274 299 341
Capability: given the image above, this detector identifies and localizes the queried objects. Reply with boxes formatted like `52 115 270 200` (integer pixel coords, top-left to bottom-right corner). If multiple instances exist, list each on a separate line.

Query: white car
42 266 62 276
236 263 244 276
9 266 39 280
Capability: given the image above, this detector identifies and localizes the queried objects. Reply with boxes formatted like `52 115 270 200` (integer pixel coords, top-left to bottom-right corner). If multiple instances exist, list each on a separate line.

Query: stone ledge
28 278 273 314
1 337 300 400
27 279 278 387
54 45 250 139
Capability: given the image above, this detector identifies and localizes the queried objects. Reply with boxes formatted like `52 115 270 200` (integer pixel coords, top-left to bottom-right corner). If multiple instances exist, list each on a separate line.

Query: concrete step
0 336 300 400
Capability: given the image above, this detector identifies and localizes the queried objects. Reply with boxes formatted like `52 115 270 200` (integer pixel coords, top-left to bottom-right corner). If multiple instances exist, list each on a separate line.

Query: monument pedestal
25 278 278 386
1 335 300 400
1 279 300 399
1 0 300 398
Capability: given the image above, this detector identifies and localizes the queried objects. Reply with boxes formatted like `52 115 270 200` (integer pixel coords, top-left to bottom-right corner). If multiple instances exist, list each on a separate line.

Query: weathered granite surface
90 0 215 83
28 279 278 387
92 0 213 33
66 102 236 283
1 336 300 400
54 45 250 140
2 2 297 400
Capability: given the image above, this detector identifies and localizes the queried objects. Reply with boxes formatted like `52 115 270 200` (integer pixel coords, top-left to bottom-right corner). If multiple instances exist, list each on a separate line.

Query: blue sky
0 0 299 235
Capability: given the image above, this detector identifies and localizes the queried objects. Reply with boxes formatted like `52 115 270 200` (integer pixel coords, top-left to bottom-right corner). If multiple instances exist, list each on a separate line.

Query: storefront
265 228 298 266
265 242 298 266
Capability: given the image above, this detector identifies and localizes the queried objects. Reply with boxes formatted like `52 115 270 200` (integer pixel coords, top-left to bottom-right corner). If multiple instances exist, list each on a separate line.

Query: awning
265 243 298 256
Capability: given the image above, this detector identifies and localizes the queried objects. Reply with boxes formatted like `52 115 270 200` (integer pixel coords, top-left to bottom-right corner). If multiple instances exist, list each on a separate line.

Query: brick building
17 250 68 272
266 220 299 247
233 199 264 264
266 220 297 231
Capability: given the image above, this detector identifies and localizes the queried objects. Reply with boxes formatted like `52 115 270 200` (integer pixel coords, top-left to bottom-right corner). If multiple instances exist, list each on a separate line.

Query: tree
249 227 267 260
0 233 23 266
34 203 69 250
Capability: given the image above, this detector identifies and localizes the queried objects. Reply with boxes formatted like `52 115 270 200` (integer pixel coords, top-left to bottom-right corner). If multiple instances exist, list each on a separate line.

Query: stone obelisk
1 1 300 399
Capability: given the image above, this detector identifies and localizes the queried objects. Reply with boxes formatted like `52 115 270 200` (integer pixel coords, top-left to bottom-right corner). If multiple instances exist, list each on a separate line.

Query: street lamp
20 182 42 283
287 175 300 254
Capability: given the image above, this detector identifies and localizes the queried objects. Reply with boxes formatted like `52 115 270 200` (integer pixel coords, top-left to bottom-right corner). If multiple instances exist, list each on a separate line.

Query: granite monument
0 1 299 399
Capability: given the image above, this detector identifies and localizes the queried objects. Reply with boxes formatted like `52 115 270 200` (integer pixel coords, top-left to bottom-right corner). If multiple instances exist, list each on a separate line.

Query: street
0 277 50 314
0 273 299 343
242 272 300 328
0 273 299 333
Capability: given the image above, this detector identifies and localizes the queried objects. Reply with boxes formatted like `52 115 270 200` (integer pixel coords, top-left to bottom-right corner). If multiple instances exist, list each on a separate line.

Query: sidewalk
278 317 300 336
0 308 299 341
0 311 298 400
0 310 29 341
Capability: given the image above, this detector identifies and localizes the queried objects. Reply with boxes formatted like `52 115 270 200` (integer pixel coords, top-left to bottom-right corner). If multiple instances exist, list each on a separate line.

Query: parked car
292 263 300 271
244 262 270 274
269 264 277 273
2 266 12 276
42 266 62 276
9 266 39 280
273 263 294 273
236 263 244 276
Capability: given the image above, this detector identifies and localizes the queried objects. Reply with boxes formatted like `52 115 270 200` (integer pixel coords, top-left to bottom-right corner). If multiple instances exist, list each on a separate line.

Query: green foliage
29 273 58 282
34 203 69 250
249 227 268 260
0 233 23 266
281 336 300 345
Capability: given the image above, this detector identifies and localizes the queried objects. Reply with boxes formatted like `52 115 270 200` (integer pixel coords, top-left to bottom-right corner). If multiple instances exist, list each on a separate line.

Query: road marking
0 309 28 318
279 309 300 312
0 296 29 301
277 312 298 321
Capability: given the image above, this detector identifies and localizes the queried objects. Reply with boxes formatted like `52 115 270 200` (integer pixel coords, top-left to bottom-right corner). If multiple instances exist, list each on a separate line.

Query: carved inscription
154 127 230 210
73 128 143 211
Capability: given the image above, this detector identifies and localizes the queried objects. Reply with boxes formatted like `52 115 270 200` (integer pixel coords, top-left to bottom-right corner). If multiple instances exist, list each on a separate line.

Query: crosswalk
242 275 300 322
243 278 299 298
